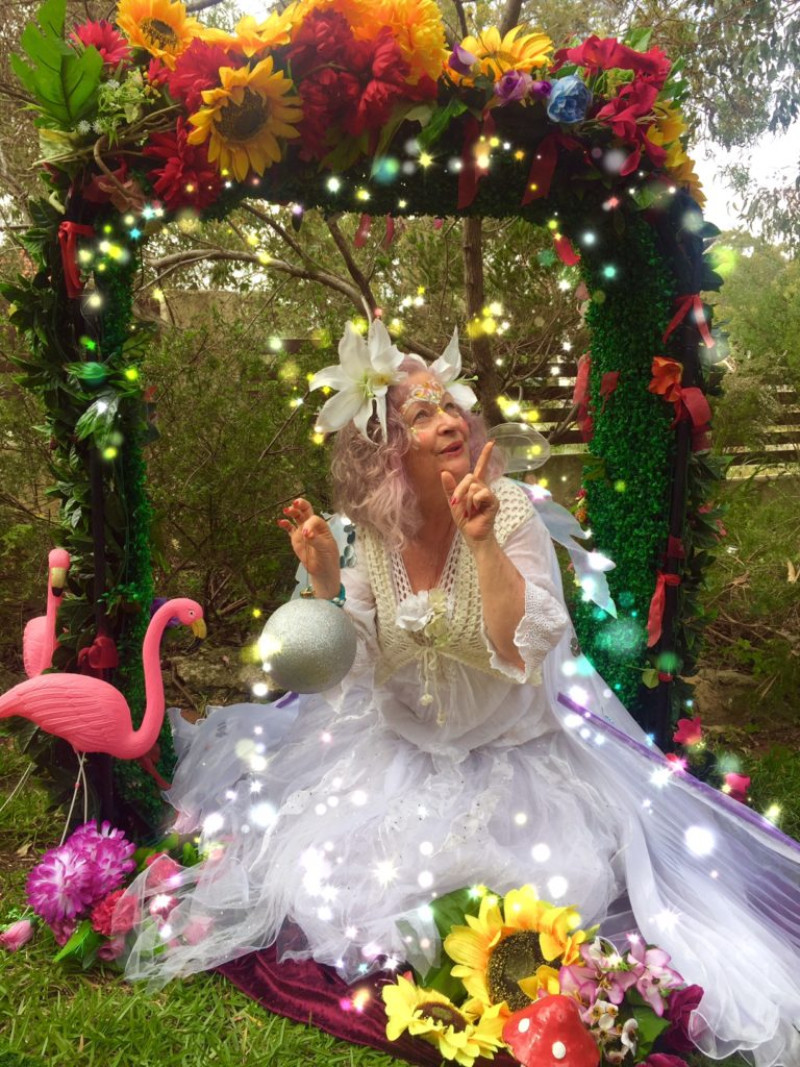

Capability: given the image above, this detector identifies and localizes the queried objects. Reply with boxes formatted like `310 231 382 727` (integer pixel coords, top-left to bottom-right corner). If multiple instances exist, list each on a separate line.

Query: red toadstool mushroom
502 995 600 1067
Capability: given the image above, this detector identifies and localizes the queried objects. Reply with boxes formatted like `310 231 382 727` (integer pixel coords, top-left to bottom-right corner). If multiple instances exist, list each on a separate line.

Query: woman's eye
413 409 431 423
444 402 459 415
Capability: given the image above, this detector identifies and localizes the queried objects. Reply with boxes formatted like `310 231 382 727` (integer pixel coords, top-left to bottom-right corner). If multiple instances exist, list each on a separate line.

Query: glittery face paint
400 378 446 415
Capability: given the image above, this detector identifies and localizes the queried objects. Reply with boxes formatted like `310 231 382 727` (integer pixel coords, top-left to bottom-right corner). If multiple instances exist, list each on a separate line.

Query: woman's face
398 371 471 497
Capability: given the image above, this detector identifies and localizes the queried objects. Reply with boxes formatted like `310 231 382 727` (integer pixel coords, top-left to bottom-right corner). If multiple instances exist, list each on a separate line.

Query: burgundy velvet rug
218 947 517 1065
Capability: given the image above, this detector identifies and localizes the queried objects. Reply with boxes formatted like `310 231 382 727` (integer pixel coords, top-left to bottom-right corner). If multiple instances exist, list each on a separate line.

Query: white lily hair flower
428 328 478 412
310 319 406 439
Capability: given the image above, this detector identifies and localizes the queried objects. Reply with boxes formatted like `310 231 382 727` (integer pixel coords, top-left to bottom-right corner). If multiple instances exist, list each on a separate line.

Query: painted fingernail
450 496 458 506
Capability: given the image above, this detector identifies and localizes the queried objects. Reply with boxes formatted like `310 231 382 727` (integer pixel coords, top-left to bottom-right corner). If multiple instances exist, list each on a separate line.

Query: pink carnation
97 935 126 961
144 852 182 890
90 890 125 936
26 846 95 925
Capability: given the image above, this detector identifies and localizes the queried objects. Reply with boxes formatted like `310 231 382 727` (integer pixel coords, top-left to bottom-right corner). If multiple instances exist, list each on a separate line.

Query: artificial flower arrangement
381 884 703 1067
13 0 702 237
0 822 198 967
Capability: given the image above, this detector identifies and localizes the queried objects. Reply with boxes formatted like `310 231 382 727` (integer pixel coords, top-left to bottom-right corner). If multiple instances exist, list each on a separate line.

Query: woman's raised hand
441 442 499 545
277 498 341 598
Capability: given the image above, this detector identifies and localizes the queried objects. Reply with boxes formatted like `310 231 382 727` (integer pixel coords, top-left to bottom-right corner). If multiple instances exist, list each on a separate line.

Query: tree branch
325 215 377 316
462 217 503 424
499 0 524 36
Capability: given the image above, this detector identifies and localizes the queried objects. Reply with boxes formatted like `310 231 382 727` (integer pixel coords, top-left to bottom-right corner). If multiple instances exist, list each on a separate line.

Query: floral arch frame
5 0 725 819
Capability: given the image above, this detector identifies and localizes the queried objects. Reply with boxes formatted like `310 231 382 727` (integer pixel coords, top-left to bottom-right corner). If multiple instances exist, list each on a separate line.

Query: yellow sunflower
187 58 303 182
667 152 706 208
199 9 298 58
444 885 589 1013
382 974 506 1066
646 101 687 151
116 0 200 70
455 25 553 83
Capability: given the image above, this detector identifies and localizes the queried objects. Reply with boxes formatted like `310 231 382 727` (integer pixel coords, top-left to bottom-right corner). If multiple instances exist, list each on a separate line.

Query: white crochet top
361 478 536 685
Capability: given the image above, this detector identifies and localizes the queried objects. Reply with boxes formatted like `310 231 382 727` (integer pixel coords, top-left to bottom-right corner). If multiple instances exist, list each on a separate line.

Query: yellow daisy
382 974 506 1066
455 25 553 83
187 57 303 182
116 0 200 70
199 9 298 58
444 885 589 1013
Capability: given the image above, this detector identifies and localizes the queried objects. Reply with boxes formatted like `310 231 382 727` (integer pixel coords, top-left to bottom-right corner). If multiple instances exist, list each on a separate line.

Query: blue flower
546 75 592 124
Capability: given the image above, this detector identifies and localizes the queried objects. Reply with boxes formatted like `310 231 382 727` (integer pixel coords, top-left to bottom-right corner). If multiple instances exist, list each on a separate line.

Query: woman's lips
439 441 464 455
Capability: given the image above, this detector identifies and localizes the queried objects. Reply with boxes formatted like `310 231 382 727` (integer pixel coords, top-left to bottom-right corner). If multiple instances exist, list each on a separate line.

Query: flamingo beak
191 618 207 639
50 566 68 596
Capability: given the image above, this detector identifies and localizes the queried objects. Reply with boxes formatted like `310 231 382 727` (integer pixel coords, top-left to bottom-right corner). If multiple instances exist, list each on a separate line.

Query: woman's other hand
441 442 499 546
278 499 341 598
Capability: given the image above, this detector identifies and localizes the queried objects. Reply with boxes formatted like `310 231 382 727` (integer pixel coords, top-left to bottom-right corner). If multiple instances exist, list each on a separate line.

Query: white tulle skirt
122 663 800 1066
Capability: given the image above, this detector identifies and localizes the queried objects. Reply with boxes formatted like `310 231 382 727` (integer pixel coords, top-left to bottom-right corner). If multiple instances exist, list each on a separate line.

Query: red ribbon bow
663 293 715 349
647 571 682 647
521 132 582 205
572 353 593 441
57 222 95 298
457 112 496 210
648 356 712 451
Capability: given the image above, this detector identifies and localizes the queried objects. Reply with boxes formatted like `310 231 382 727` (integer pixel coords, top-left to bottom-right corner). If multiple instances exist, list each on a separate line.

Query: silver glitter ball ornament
257 598 357 693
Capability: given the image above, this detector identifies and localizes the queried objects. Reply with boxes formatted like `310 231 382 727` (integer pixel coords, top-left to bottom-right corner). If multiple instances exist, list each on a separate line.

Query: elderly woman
124 322 800 1067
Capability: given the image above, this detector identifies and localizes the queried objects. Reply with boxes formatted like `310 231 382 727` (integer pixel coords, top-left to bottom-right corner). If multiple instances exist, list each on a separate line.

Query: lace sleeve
341 545 378 680
482 509 569 684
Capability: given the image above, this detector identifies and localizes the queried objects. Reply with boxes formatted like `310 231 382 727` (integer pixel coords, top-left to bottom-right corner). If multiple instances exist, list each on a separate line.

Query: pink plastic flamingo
1 599 205 766
23 548 71 678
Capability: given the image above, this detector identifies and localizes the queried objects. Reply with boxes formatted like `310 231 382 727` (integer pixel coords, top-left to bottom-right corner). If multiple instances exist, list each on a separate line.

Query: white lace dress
123 479 800 1067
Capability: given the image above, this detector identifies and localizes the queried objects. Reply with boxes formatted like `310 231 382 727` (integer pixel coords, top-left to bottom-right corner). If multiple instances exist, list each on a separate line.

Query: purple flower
448 43 478 76
495 69 533 103
51 916 78 946
97 934 126 961
0 918 35 952
531 80 552 98
26 846 95 925
638 1056 690 1067
546 74 592 123
663 984 704 1053
70 822 136 898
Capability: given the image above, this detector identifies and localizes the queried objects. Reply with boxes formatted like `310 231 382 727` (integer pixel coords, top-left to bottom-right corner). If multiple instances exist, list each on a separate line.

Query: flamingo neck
44 577 59 658
131 603 174 756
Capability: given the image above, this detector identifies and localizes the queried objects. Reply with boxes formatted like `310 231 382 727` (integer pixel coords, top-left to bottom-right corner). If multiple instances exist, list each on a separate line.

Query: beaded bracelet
330 583 346 608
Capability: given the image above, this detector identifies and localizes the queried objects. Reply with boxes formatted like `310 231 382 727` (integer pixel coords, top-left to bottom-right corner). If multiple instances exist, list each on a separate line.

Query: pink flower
71 20 131 66
0 918 35 952
110 892 140 935
50 916 77 946
672 716 702 747
183 916 213 945
97 935 126 961
144 852 182 890
627 940 683 1015
723 772 751 803
149 894 178 920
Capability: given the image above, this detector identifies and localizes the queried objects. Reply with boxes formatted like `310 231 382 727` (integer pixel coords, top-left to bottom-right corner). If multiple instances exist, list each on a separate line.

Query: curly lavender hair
330 357 504 548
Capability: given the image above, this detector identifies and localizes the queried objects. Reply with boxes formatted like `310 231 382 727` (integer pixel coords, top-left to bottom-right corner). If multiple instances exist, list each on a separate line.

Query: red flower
553 36 671 89
144 118 223 211
594 79 666 174
91 889 125 936
71 20 131 66
287 10 371 80
673 715 702 747
346 30 437 138
724 772 751 803
167 39 235 113
147 58 170 88
664 985 704 1053
297 68 364 159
